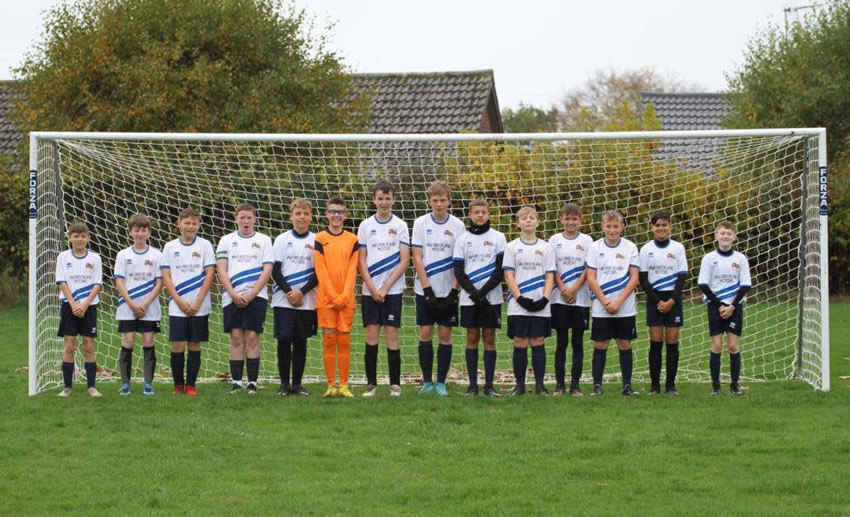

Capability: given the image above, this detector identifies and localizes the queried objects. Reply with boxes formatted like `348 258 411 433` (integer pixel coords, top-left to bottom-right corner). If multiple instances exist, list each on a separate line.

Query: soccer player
313 197 359 398
412 181 464 397
114 214 162 397
549 202 593 396
586 210 640 397
55 221 103 398
160 207 216 396
358 179 410 397
271 199 318 397
503 206 556 396
639 210 688 395
698 220 752 396
217 203 274 395
453 199 506 397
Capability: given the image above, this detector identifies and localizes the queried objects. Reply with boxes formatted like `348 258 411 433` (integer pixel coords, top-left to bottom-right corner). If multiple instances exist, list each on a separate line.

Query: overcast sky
0 0 817 109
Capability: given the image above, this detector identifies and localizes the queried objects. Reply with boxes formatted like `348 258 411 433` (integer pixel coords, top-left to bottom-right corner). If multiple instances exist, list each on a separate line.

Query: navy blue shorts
550 304 589 331
646 292 684 328
591 316 637 342
416 294 458 327
461 303 502 329
273 307 318 341
223 297 268 333
361 294 403 328
507 315 551 339
118 319 161 334
169 315 210 342
707 303 744 336
57 303 98 337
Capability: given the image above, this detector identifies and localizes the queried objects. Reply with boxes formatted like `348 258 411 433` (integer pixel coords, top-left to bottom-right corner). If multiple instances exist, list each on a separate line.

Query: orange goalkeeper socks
322 333 337 385
337 333 351 386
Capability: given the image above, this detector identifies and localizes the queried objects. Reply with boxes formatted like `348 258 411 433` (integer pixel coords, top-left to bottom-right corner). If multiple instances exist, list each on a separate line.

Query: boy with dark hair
453 199 506 396
639 210 688 395
549 202 593 396
161 207 216 396
358 179 410 397
698 220 752 396
114 213 162 396
412 181 464 396
272 199 318 396
217 203 275 395
56 221 103 397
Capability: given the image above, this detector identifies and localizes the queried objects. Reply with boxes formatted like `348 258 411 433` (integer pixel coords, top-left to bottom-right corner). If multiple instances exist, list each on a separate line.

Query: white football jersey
357 214 410 296
698 249 752 304
452 228 507 306
639 239 688 292
503 237 556 317
55 249 102 304
272 230 316 310
586 238 639 318
113 245 162 321
216 231 274 307
161 236 216 317
412 213 465 297
549 232 593 308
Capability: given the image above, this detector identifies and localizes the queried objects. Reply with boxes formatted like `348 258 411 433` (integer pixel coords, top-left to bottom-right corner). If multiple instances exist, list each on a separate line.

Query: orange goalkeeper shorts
317 306 355 333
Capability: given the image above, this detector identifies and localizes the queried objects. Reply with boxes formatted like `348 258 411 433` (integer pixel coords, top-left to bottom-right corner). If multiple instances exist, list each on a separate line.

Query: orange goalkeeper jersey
314 229 359 310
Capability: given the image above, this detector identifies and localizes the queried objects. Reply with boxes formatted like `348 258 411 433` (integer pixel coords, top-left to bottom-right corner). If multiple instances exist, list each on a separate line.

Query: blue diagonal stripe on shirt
284 268 315 284
370 258 400 278
73 287 94 301
600 271 631 291
425 256 454 273
517 275 545 289
653 278 677 291
427 263 454 277
468 261 495 278
519 282 545 294
127 279 157 297
368 252 401 275
118 285 155 305
175 271 207 292
71 283 96 298
469 265 496 284
651 272 679 289
230 266 263 284
232 274 261 289
176 276 206 297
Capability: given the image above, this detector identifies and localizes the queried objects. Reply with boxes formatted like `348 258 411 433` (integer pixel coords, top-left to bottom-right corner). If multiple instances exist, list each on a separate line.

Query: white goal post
28 129 830 394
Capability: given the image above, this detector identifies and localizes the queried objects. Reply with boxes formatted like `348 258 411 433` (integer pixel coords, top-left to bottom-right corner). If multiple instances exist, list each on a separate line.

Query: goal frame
27 128 830 394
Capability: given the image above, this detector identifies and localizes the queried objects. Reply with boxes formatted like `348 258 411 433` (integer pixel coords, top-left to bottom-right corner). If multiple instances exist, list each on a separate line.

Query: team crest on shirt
304 244 314 250
732 262 740 270
667 253 676 260
252 242 261 249
85 262 94 269
616 253 625 259
388 228 398 236
535 249 544 256
145 259 154 266
444 229 454 237
576 244 584 251
192 251 201 258
483 240 493 247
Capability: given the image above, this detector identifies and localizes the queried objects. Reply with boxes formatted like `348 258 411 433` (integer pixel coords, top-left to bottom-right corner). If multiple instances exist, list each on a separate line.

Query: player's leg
511 337 529 396
336 306 355 398
290 310 312 396
435 324 453 396
569 309 588 396
616 338 637 395
418 313 435 392
244 330 261 394
81 335 101 397
141 329 157 396
530 336 548 395
664 326 680 394
551 305 567 394
321 327 338 397
727 333 742 395
482 328 499 396
385 325 402 396
118 329 136 395
363 323 380 397
229 328 246 392
464 327 480 396
590 317 611 395
60 335 77 396
274 307 293 395
169 315 188 393
185 341 201 395
708 303 724 395
647 325 664 394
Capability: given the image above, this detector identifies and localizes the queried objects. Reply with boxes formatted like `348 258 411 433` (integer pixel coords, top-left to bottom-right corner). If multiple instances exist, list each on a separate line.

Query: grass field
3 303 850 515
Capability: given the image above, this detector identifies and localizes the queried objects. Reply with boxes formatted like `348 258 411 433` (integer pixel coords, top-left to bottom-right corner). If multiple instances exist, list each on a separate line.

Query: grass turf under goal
2 303 850 515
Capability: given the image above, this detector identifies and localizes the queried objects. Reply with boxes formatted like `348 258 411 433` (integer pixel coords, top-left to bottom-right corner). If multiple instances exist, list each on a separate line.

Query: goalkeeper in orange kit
314 197 360 398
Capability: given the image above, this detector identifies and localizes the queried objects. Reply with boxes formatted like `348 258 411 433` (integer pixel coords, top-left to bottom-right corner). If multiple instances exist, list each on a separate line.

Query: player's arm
638 271 660 306
357 244 381 301
57 282 78 314
313 242 337 300
477 254 504 298
77 258 103 315
585 267 607 305
503 269 521 299
612 266 640 310
338 241 359 308
140 278 163 315
216 257 242 306
379 243 410 297
192 265 216 314
246 262 273 303
453 259 479 297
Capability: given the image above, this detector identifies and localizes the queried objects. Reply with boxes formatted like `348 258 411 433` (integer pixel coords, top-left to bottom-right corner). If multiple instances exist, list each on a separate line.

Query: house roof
641 92 730 131
351 70 502 133
0 81 24 157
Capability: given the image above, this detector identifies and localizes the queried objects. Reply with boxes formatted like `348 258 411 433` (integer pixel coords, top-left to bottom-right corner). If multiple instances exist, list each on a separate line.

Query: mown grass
3 303 850 515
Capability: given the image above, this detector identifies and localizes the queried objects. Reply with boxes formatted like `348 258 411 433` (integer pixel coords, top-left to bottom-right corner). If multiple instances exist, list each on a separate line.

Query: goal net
28 130 830 394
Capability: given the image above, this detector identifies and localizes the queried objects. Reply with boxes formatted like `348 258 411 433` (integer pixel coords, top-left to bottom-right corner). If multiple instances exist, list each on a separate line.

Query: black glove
470 289 487 305
423 286 438 308
516 296 535 311
529 297 550 312
446 288 459 306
